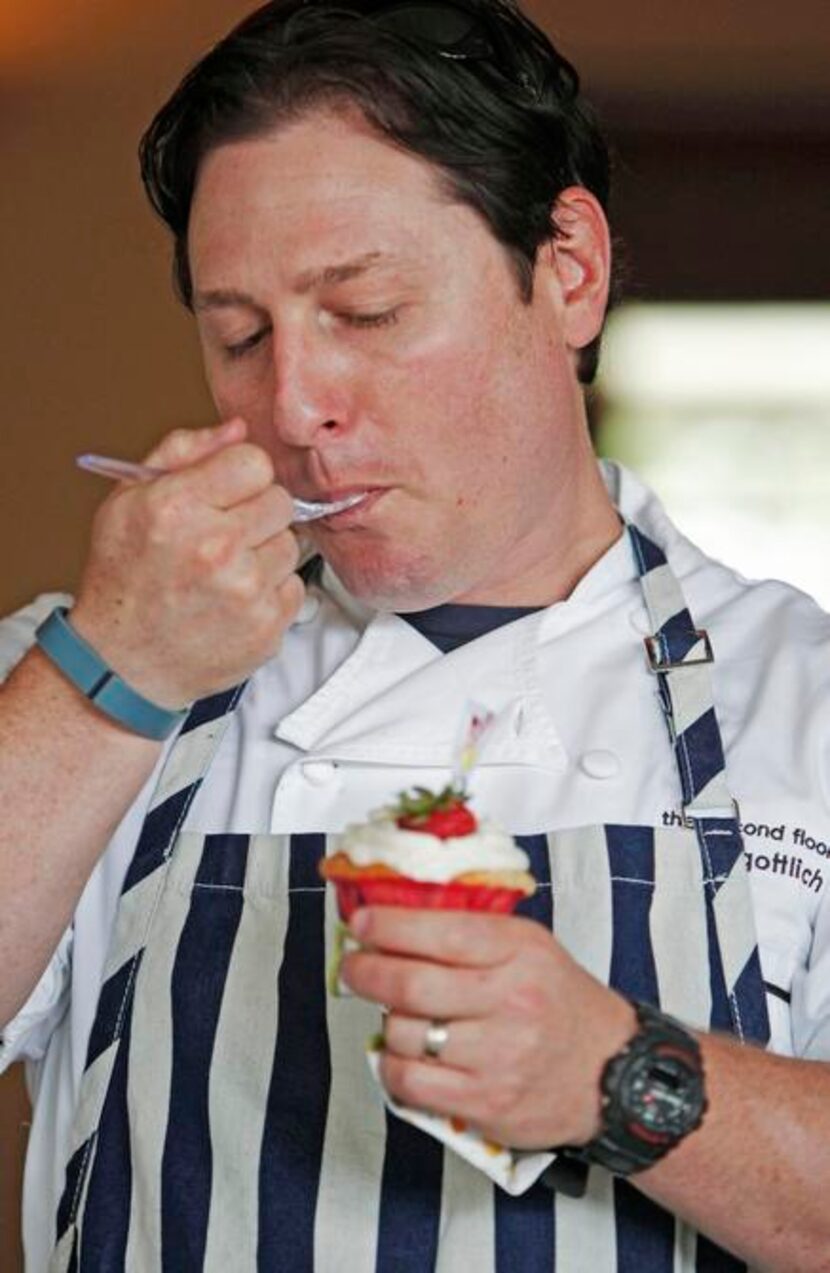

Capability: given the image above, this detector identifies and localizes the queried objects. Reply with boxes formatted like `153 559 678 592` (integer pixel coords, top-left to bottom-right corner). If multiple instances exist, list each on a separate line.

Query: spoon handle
76 453 362 522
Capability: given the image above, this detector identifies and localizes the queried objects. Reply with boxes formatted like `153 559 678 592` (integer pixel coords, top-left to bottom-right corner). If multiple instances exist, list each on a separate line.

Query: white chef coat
3 460 830 1273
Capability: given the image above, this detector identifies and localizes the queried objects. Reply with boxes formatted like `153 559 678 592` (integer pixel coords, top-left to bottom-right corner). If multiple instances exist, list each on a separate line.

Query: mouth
308 486 388 527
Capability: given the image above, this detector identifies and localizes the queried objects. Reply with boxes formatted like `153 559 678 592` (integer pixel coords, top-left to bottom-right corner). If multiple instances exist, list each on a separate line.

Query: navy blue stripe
700 823 742 878
676 708 726 805
258 834 330 1272
402 602 541 653
495 833 555 1273
67 1230 79 1273
122 683 247 894
513 834 552 925
699 825 744 885
606 824 655 884
85 954 141 1069
763 979 791 1005
701 876 734 1035
659 607 702 663
695 821 769 1042
56 1140 93 1242
606 826 660 1004
375 1113 444 1273
78 982 136 1272
628 526 666 575
614 1179 675 1273
734 950 771 1045
121 790 193 894
180 684 245 735
194 832 250 889
696 1232 748 1271
160 839 248 1272
494 1180 556 1273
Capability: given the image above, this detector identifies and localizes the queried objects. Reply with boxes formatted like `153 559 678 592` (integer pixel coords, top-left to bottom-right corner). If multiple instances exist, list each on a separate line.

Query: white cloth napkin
365 1044 555 1195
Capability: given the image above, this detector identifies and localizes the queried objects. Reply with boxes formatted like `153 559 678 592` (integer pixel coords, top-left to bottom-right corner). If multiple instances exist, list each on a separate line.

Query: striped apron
51 525 770 1272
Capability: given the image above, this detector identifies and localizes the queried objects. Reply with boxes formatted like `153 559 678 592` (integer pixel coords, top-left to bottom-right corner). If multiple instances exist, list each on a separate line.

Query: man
1 2 829 1269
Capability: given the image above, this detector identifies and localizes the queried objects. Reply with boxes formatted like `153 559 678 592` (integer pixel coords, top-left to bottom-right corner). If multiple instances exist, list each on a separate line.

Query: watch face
622 1049 705 1140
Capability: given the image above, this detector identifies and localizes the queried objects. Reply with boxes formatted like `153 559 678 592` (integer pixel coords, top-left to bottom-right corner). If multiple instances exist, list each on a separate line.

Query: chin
319 539 467 612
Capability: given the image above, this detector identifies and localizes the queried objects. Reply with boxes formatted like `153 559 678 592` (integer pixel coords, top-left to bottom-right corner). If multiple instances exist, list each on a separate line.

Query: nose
270 319 353 448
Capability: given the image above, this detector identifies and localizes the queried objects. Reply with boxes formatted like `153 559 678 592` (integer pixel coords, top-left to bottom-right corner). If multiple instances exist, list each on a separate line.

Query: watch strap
35 606 188 741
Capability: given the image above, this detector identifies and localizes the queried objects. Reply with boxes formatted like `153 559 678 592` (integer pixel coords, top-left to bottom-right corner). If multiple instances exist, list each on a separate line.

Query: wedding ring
423 1020 450 1061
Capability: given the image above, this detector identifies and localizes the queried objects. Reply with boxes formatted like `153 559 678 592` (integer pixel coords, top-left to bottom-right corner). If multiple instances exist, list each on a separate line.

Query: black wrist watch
545 1000 707 1195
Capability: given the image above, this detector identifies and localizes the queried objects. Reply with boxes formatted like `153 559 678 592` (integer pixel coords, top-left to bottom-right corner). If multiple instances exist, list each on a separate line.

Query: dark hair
140 0 614 383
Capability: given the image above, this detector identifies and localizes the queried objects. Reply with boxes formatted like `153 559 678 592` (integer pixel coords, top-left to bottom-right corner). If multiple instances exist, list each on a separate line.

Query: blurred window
596 304 830 608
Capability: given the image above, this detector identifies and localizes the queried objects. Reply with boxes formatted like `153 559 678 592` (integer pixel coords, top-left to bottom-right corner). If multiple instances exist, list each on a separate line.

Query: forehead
188 108 460 285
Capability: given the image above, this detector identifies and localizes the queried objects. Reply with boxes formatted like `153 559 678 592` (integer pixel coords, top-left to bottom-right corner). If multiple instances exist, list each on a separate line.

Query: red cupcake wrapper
331 876 526 921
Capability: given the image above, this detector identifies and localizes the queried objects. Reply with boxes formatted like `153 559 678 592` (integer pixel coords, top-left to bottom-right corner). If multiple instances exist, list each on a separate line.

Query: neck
452 455 622 608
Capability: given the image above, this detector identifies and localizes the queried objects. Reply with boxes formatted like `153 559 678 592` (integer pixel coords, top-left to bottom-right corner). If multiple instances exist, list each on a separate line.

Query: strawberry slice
394 784 478 839
398 804 478 839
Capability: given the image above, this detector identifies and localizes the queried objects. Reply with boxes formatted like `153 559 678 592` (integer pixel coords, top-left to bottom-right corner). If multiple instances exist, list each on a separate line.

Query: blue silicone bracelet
34 607 188 741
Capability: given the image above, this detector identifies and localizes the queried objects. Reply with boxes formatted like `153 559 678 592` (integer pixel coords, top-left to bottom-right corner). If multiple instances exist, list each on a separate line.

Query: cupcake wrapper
332 876 526 921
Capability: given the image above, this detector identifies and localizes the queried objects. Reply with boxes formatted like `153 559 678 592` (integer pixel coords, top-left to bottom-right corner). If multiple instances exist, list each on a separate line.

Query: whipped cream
338 811 529 883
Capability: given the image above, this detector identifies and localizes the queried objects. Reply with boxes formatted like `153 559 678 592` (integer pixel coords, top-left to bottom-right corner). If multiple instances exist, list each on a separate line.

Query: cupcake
321 784 535 920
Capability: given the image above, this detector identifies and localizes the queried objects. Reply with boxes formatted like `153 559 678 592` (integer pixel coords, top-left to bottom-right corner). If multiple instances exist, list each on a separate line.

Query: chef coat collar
274 598 567 767
274 463 703 765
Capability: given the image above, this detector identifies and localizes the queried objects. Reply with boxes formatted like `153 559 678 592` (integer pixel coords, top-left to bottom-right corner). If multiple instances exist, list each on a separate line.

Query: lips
313 486 387 526
301 485 380 503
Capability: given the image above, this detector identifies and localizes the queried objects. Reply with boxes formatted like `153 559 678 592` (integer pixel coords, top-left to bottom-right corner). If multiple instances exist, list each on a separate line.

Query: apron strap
627 522 770 1045
121 684 248 894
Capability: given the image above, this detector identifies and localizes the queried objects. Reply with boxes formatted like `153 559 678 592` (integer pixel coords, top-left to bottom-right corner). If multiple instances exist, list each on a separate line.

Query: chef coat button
579 750 620 780
301 760 338 786
295 595 320 625
629 606 652 636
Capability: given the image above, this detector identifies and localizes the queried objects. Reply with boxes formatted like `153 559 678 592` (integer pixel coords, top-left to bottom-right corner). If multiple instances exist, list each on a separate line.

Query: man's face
189 108 588 609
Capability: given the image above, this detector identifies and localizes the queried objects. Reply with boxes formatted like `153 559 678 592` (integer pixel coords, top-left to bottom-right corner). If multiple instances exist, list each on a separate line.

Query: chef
1 2 829 1270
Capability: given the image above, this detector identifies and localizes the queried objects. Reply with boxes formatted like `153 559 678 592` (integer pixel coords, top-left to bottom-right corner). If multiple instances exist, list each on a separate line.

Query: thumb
144 417 248 473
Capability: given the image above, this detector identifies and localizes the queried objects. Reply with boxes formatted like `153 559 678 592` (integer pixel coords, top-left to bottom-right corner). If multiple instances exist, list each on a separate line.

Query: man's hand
70 418 305 708
341 906 635 1149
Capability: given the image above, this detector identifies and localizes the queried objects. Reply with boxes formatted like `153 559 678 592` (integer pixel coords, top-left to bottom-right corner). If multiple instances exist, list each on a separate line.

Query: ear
537 187 611 354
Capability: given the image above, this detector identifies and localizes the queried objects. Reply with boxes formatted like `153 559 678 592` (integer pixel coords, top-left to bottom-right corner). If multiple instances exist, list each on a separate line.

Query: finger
382 1012 486 1072
163 441 275 510
349 907 531 969
144 417 247 471
379 1053 483 1125
275 571 306 626
229 484 296 548
252 533 302 587
341 950 500 1019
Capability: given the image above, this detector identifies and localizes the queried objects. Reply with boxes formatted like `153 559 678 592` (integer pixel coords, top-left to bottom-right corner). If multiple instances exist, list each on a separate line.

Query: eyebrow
193 251 387 312
295 251 385 292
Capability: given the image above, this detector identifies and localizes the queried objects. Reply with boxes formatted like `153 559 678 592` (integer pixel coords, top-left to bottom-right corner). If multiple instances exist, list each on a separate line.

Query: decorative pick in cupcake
451 703 496 789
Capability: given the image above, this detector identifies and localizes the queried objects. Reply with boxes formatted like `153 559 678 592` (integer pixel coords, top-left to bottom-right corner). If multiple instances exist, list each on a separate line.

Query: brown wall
0 78 214 616
2 3 829 1267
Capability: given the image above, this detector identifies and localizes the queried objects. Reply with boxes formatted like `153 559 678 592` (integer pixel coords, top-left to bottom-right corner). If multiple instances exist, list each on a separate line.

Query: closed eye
225 327 270 359
223 308 399 358
340 309 400 329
